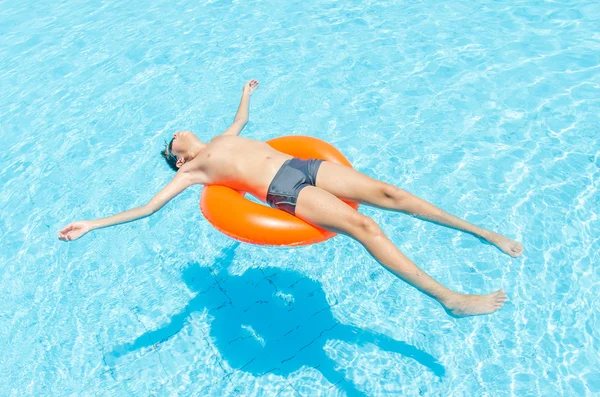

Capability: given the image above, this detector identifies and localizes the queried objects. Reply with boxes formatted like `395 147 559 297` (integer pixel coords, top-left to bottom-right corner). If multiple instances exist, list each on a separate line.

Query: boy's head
161 130 202 171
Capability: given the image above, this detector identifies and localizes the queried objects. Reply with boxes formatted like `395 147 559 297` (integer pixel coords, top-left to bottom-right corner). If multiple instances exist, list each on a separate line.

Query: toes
493 299 506 308
509 246 522 257
512 242 523 252
491 290 508 307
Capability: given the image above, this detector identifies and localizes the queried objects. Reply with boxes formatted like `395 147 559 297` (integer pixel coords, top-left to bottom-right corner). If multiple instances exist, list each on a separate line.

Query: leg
316 162 523 257
295 186 507 317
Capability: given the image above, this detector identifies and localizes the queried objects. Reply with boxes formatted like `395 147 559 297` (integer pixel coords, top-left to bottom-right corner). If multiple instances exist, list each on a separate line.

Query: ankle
479 229 495 241
438 291 462 307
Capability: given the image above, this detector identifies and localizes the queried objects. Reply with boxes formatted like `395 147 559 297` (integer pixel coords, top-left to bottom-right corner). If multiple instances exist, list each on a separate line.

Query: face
167 130 201 167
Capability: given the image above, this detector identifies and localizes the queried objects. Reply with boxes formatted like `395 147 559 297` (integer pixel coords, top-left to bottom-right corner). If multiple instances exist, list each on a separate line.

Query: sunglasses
165 139 177 161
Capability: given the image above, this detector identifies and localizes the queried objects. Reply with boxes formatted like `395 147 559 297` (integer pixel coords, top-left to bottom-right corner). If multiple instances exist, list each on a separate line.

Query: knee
380 183 406 205
349 214 383 237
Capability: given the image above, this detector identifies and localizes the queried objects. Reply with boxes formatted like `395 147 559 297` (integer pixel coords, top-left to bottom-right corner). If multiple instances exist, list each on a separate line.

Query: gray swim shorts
266 158 324 215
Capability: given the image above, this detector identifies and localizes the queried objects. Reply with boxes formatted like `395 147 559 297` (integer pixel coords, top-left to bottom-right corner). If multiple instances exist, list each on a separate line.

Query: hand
242 79 259 96
58 221 92 241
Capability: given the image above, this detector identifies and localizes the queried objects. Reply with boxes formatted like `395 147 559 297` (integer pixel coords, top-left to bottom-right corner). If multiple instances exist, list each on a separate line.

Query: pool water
1 0 599 395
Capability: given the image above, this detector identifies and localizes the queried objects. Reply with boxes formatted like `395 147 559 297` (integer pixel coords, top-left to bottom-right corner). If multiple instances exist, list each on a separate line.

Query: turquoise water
1 0 599 395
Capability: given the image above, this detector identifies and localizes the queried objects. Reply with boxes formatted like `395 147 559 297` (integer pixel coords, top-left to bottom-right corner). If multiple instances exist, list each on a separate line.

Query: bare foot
485 232 523 257
443 290 508 317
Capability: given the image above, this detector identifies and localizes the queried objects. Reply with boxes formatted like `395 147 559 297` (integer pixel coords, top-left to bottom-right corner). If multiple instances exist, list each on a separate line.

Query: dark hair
161 138 178 171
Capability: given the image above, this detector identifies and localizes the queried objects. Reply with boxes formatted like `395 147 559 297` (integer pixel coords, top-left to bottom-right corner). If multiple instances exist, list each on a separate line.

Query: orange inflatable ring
200 136 359 246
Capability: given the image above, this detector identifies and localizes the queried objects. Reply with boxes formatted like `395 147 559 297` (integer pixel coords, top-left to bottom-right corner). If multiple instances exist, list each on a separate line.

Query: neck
188 141 207 160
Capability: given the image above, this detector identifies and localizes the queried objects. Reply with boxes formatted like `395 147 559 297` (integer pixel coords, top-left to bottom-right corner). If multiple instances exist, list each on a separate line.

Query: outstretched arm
220 79 259 136
58 172 194 241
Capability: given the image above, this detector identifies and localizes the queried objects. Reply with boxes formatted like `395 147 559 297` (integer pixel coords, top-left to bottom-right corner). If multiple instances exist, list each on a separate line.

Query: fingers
60 223 74 234
59 232 75 241
58 223 75 241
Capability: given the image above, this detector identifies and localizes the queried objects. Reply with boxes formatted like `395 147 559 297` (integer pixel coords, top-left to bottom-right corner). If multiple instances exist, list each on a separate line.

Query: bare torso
181 135 293 201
